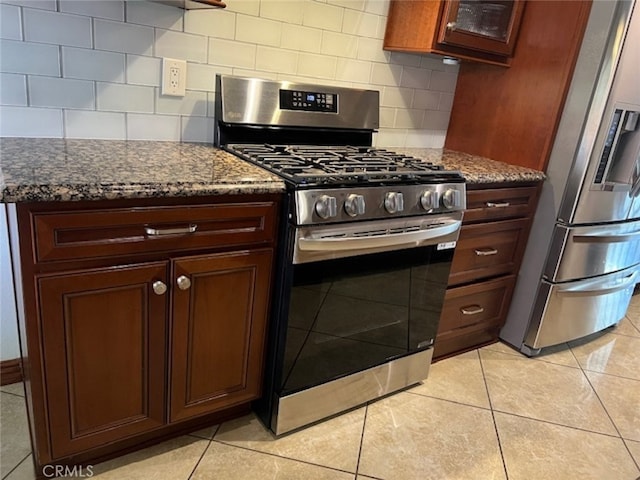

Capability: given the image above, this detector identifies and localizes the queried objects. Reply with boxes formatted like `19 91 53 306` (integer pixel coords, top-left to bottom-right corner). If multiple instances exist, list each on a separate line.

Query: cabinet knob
176 275 192 290
152 280 167 295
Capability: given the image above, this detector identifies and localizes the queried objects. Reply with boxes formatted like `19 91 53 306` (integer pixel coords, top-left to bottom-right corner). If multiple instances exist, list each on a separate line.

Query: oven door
278 213 462 398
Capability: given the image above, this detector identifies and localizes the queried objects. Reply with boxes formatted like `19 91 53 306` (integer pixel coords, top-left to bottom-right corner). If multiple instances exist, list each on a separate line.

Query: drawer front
449 218 529 285
464 186 538 223
33 202 277 263
437 275 516 338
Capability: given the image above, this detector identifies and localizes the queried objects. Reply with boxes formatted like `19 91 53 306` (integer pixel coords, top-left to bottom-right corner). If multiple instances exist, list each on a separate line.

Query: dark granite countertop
0 139 545 203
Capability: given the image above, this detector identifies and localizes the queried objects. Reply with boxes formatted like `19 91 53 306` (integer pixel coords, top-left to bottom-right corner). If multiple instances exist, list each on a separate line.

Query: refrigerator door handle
573 229 640 243
556 272 637 297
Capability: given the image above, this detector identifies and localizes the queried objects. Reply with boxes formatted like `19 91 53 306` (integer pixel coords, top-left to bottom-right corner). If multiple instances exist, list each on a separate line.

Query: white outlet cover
162 58 186 97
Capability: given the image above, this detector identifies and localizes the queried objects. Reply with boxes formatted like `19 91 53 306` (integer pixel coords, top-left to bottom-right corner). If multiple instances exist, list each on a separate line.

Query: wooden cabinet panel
169 249 273 422
39 263 168 458
448 218 529 285
32 202 277 262
435 275 515 358
464 186 538 223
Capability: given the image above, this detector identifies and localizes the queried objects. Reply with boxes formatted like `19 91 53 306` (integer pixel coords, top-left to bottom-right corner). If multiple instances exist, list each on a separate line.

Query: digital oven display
280 89 338 113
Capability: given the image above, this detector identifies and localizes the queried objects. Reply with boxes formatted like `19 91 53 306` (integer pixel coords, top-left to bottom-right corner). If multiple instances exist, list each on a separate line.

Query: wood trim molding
1 358 23 386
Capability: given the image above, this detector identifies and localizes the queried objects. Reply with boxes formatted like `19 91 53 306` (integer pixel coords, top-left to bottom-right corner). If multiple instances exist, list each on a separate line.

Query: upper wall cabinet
156 0 226 9
384 0 525 66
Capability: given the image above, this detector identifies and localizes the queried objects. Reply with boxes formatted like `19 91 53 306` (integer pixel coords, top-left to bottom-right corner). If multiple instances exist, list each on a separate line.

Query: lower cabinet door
39 263 168 458
169 248 273 422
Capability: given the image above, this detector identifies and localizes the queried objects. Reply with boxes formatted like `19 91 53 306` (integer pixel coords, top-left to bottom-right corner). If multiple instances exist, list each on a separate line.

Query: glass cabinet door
437 0 525 56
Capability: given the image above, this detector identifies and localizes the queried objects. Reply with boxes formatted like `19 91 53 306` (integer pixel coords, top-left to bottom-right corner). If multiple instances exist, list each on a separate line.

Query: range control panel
280 89 337 113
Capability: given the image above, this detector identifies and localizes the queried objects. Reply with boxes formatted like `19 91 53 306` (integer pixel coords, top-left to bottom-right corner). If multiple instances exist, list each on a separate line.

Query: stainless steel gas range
215 75 466 435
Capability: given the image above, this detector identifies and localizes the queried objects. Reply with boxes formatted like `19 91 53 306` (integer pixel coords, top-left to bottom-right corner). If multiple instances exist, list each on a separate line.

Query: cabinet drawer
464 186 538 223
437 275 515 339
449 218 529 286
32 202 277 263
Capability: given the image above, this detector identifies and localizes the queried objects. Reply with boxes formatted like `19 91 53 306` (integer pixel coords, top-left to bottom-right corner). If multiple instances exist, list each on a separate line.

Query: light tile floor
2 296 640 480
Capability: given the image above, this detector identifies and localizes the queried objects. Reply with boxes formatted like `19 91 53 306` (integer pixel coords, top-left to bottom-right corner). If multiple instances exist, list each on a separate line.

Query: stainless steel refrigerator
500 0 640 355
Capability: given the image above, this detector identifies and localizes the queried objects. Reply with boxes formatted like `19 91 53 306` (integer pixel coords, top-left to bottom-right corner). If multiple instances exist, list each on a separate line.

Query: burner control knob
344 194 366 217
384 192 404 214
442 189 462 209
420 190 439 211
315 195 338 219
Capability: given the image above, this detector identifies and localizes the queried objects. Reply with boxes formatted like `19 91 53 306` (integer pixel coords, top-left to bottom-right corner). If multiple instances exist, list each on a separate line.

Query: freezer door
545 219 640 282
525 266 638 350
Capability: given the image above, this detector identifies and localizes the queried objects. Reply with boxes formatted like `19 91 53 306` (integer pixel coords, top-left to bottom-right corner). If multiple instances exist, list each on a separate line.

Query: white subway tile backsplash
389 52 422 67
64 110 126 139
127 113 181 141
303 2 343 32
394 108 424 129
236 15 282 48
60 1 124 21
209 38 255 69
126 1 183 31
97 82 154 113
356 37 388 63
181 116 214 143
126 54 161 86
184 9 235 39
1 0 55 11
342 9 378 38
256 46 297 74
23 9 92 48
0 4 21 40
225 0 260 16
422 109 450 130
335 57 370 84
412 89 440 110
281 25 322 54
1 40 60 76
0 105 63 137
155 29 207 63
0 73 26 105
63 47 125 83
400 66 431 89
379 106 395 128
405 129 446 148
156 89 207 116
381 86 413 108
439 92 454 112
186 63 219 91
94 19 153 55
261 0 304 25
429 70 458 93
0 0 458 147
298 53 336 80
370 62 401 86
321 31 358 58
29 76 95 109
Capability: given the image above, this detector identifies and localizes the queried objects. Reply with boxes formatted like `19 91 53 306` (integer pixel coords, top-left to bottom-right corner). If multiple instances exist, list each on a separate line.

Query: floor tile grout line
208 438 359 476
491 408 625 439
622 438 640 472
481 342 584 370
353 403 368 479
404 389 493 412
0 452 31 480
476 348 510 480
186 435 213 480
0 390 25 399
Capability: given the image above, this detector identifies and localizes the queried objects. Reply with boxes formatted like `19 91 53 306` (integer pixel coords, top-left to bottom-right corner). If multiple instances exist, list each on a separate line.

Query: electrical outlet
162 58 186 97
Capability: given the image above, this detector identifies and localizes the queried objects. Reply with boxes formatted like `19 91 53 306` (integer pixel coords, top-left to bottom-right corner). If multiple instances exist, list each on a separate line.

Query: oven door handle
298 220 462 252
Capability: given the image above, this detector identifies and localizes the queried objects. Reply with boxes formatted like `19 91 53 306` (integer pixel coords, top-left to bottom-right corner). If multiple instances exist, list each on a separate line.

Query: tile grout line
185 424 220 480
0 452 31 480
0 390 25 399
476 348 510 480
404 389 493 412
622 438 640 472
353 403 368 479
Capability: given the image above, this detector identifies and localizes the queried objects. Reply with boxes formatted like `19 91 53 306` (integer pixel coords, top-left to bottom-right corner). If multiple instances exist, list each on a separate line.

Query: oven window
279 245 453 396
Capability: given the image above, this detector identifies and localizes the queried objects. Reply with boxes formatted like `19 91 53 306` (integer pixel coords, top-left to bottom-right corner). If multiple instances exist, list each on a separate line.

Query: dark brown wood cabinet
384 0 525 66
9 194 279 474
434 183 539 359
